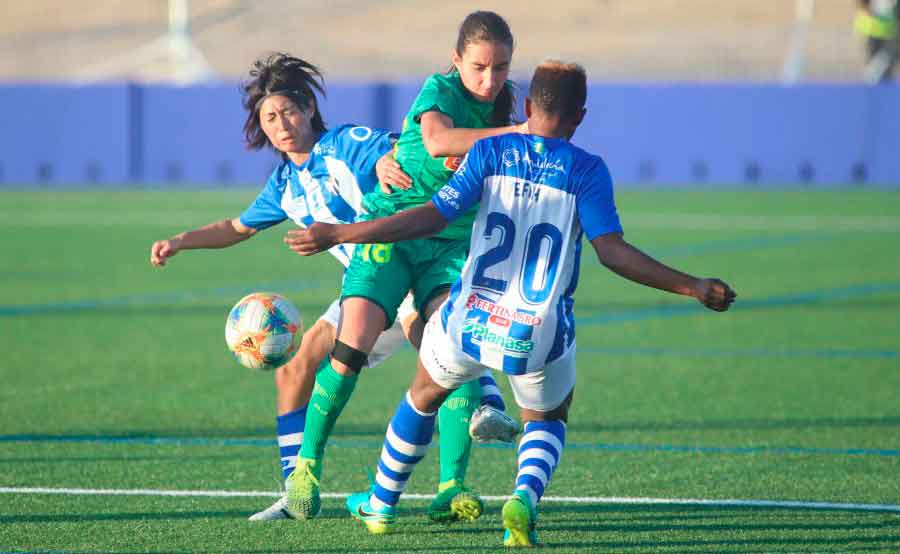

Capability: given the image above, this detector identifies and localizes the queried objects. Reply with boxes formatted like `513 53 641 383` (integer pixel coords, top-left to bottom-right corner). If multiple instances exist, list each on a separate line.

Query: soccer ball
225 292 302 370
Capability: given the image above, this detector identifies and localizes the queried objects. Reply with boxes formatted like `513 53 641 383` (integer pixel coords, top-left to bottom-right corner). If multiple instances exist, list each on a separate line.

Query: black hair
241 53 327 152
453 11 516 126
528 60 587 122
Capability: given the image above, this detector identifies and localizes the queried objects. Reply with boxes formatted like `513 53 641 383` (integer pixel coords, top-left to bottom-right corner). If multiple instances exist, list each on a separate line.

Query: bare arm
284 202 448 256
150 218 256 267
591 232 736 311
420 111 526 158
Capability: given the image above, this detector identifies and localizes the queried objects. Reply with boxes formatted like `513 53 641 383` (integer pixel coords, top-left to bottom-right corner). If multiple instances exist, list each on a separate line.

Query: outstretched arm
591 232 736 311
420 111 526 158
150 218 256 267
284 202 448 256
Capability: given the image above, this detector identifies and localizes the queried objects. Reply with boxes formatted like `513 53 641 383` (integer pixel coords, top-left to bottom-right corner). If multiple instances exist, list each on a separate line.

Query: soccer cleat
346 491 396 534
284 459 321 519
502 492 538 547
248 496 295 521
469 405 520 443
427 481 484 523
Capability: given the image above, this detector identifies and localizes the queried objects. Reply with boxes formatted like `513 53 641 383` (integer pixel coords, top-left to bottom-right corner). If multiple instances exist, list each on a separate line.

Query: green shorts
341 236 467 327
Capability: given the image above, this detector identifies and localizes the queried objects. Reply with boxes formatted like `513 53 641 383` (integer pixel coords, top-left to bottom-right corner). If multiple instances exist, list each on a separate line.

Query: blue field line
579 280 900 326
0 279 330 317
577 346 898 359
2 434 898 458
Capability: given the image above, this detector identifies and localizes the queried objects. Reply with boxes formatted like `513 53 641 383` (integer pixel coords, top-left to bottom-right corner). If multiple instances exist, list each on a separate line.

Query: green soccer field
1 188 899 553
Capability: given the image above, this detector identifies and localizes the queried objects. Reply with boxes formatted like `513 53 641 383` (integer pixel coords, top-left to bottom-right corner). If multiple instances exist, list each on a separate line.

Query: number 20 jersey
431 133 623 375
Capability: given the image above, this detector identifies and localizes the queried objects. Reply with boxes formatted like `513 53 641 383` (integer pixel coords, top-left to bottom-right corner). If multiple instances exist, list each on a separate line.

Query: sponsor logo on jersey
349 126 373 141
501 147 566 175
437 186 461 210
465 294 543 326
461 321 534 354
444 156 462 171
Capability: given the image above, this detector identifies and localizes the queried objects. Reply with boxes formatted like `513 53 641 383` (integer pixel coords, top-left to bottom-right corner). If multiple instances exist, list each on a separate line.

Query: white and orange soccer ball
225 292 302 370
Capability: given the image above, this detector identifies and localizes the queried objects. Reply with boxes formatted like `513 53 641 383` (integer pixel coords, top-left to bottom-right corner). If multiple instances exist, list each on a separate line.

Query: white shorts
318 295 416 368
419 315 576 412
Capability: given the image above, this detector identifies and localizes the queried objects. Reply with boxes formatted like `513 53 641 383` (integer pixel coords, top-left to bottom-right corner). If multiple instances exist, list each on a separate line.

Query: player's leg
401 295 514 439
287 242 411 518
249 307 336 521
412 288 482 522
347 314 480 534
501 347 577 547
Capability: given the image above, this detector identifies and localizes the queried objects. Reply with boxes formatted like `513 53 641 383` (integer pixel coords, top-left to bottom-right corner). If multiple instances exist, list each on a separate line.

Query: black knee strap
332 340 368 374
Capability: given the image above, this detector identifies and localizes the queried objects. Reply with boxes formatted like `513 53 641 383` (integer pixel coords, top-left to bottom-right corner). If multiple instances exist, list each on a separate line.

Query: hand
515 121 530 134
284 223 337 256
692 278 737 312
376 151 412 193
150 237 181 267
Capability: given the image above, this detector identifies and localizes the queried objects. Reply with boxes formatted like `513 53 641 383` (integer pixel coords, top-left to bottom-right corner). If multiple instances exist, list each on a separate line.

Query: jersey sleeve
409 75 464 124
332 126 397 188
575 156 623 240
432 138 490 221
239 165 288 231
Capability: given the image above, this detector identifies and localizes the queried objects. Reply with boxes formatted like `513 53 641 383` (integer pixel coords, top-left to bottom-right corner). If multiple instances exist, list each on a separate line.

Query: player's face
453 40 512 103
259 95 315 155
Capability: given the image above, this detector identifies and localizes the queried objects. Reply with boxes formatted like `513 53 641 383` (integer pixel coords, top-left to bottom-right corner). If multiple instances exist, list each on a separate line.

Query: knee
276 320 334 385
521 389 573 424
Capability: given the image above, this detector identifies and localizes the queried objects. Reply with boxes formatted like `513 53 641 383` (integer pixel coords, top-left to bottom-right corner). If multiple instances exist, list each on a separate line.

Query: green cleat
346 491 396 535
284 458 321 519
502 492 538 547
427 480 484 523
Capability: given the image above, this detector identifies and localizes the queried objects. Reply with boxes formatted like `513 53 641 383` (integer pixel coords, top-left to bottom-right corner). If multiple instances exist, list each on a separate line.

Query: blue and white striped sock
369 391 436 511
514 420 566 508
478 370 506 411
276 407 306 480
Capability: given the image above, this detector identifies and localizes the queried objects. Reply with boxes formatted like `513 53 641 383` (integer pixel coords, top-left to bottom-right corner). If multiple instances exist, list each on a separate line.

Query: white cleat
248 496 296 521
469 405 520 443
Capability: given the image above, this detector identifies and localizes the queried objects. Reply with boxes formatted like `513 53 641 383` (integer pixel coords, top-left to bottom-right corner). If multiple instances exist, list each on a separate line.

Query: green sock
298 358 359 476
437 380 481 486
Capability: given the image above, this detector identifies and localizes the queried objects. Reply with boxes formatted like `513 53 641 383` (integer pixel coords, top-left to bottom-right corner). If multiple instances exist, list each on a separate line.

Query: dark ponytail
241 53 327 152
452 11 516 125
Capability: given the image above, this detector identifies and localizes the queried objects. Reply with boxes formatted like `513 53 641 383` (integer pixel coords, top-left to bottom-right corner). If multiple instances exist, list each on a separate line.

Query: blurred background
1 0 898 188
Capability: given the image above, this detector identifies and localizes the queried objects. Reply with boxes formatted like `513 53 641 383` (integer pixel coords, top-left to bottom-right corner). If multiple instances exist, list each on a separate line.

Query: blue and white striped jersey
432 133 622 374
240 124 396 267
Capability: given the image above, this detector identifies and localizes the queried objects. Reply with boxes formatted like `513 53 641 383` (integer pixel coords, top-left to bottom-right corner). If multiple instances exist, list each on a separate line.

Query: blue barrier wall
1 82 898 187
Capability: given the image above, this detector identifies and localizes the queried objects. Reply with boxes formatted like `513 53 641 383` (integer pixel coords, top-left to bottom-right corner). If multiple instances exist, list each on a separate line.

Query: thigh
507 345 576 413
408 238 467 319
341 240 412 327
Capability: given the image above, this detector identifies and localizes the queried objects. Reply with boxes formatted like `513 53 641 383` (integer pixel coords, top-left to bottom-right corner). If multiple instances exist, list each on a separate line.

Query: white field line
2 486 899 513
3 213 900 232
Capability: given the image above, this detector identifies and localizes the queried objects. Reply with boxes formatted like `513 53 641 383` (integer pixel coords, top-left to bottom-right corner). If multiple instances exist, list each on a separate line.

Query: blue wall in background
1 82 898 187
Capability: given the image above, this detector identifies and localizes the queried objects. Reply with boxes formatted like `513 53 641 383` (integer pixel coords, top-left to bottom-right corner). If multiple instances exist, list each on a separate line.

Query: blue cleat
346 491 396 535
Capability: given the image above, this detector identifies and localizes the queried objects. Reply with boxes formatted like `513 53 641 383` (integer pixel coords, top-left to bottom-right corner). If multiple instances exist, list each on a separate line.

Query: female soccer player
283 11 527 523
288 60 737 544
148 52 509 521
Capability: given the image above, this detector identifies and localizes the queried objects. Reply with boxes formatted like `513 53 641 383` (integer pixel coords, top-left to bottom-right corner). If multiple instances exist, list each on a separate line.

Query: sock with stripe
477 369 506 411
369 391 436 511
276 407 306 480
514 420 567 508
437 380 480 486
298 358 359 477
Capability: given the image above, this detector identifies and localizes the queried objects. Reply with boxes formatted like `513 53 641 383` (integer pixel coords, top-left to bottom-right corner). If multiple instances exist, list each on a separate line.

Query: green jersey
363 71 504 240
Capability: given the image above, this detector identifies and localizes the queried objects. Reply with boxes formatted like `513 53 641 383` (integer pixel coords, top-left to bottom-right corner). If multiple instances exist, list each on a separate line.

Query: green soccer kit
344 70 510 323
